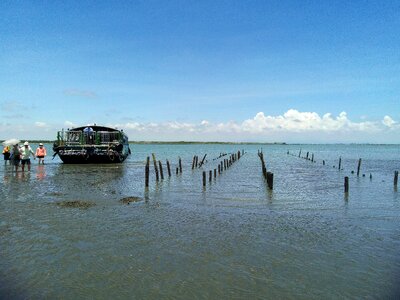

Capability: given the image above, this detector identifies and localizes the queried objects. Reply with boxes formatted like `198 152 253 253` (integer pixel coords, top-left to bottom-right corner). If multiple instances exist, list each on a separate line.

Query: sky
0 0 399 143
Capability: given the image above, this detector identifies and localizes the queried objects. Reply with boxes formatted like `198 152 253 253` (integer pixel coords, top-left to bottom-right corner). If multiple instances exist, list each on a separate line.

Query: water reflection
35 165 46 181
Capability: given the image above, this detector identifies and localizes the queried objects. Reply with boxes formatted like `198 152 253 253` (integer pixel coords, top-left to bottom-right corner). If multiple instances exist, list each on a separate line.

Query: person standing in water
11 143 22 172
35 143 47 164
20 141 35 172
2 145 11 165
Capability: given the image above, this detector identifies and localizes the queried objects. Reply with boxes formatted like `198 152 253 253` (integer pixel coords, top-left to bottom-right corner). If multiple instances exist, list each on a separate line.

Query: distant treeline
131 141 286 145
21 140 287 145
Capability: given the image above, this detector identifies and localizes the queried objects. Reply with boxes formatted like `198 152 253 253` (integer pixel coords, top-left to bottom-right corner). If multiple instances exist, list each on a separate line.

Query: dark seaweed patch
119 196 142 205
56 200 96 209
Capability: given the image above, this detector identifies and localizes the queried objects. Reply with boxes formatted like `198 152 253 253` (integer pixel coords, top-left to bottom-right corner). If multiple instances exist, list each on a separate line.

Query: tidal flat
1 143 399 299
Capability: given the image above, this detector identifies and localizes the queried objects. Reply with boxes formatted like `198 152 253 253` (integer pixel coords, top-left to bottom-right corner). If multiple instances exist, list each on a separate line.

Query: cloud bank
0 110 398 143
109 109 399 143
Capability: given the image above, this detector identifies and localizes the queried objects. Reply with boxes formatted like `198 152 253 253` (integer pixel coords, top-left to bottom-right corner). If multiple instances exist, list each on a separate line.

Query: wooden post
192 156 196 169
195 155 198 168
176 167 179 175
199 154 207 167
395 171 398 186
338 157 341 170
266 172 273 189
209 170 212 182
158 161 164 180
152 153 159 181
311 153 314 162
344 176 349 193
299 149 301 157
214 169 217 178
202 171 206 187
323 160 325 166
166 159 171 177
224 159 226 170
306 152 309 160
238 150 241 160
357 158 362 177
218 164 221 174
145 156 150 188
179 157 182 173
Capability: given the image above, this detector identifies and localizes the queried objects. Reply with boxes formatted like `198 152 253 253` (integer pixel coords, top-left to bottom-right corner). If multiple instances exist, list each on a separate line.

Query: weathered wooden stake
218 164 221 174
166 159 171 177
152 153 159 181
179 157 182 173
214 169 217 178
238 151 241 159
311 153 314 162
192 156 196 169
220 161 223 172
338 157 342 170
323 160 325 165
195 155 198 168
357 158 362 177
145 156 150 188
158 160 164 180
224 159 226 170
266 172 273 189
299 149 301 157
344 176 349 193
394 171 398 186
202 171 206 187
209 170 212 182
199 154 207 167
306 152 309 159
176 167 179 175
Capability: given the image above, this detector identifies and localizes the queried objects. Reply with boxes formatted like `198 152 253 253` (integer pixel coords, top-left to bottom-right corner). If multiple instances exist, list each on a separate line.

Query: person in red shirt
35 143 47 165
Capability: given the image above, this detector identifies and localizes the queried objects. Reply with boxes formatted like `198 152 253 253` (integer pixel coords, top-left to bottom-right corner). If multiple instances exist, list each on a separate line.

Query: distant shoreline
3 140 399 145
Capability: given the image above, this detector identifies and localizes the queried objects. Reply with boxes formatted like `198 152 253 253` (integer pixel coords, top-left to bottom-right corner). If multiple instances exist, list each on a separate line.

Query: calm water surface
1 144 399 299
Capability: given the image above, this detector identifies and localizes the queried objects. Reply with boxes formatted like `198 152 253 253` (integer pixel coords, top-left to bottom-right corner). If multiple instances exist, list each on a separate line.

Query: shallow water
1 144 399 299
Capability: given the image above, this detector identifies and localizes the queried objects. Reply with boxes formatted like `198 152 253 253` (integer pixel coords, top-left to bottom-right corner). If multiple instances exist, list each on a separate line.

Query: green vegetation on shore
17 140 286 145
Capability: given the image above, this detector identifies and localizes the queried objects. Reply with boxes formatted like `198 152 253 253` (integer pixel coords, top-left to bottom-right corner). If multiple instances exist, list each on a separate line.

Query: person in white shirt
20 141 35 172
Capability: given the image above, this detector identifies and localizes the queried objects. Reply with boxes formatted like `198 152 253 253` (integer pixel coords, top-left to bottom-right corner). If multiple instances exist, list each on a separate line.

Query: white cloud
64 121 77 128
382 115 396 128
35 122 47 128
241 110 377 133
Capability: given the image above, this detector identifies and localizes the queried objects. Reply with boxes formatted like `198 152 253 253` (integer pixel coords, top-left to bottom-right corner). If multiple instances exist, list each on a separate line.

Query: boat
53 125 131 163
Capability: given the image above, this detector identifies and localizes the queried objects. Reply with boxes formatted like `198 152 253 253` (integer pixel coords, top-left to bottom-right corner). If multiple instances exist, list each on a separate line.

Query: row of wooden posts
145 154 183 187
144 150 245 189
288 150 398 193
257 150 273 189
202 150 244 187
290 150 367 176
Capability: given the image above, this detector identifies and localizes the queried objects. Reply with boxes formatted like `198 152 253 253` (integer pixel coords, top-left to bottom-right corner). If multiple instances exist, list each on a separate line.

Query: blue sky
1 0 399 142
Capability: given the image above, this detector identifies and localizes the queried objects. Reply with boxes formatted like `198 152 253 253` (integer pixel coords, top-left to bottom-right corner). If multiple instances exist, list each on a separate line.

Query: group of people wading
2 142 47 172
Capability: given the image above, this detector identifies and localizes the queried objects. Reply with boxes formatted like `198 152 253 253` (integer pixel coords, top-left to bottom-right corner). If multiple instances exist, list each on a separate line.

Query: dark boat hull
55 145 130 164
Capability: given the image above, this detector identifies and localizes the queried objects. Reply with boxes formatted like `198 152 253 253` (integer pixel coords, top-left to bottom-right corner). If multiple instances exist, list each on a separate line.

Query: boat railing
57 130 121 146
96 131 121 144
